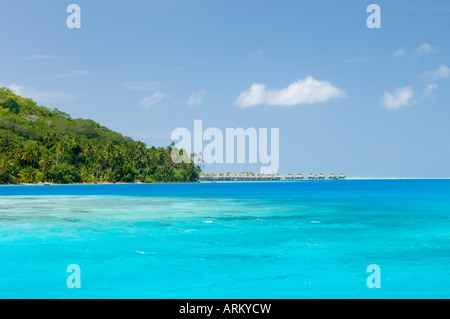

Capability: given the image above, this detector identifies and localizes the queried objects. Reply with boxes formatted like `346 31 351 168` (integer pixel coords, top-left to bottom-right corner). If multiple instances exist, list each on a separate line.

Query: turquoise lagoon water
0 180 449 298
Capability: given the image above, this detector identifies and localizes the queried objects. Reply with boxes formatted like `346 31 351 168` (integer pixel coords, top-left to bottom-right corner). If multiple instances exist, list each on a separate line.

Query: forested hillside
0 87 200 184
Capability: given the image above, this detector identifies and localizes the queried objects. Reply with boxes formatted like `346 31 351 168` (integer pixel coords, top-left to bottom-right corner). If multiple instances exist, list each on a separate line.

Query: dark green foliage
0 87 201 184
2 98 20 114
0 171 16 184
45 163 82 184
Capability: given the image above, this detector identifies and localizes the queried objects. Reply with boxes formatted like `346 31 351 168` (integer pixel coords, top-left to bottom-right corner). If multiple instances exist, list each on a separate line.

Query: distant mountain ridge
0 87 200 184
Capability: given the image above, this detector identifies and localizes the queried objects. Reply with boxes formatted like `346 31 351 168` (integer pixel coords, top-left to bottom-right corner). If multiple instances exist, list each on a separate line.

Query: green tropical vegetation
0 87 201 184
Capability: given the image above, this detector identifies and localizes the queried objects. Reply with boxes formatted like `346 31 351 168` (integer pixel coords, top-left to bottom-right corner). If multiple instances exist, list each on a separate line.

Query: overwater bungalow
199 172 345 182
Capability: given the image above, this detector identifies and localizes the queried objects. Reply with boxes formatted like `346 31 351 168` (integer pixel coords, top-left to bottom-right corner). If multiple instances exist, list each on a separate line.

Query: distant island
0 87 201 184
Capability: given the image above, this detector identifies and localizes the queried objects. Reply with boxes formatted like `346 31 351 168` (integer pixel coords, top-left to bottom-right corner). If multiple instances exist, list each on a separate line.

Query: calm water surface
0 180 449 298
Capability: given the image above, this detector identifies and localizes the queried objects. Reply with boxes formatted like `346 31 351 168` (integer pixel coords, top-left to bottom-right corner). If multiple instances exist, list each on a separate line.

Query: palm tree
19 167 37 183
55 140 69 165
38 153 52 181
0 156 14 172
20 142 39 168
82 143 93 167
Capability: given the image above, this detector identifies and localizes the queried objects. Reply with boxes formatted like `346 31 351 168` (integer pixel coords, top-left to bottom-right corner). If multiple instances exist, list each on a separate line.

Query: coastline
0 181 201 186
2 177 450 186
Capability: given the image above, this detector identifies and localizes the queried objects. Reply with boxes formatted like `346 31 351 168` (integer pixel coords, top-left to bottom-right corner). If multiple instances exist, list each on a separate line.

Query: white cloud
393 44 437 59
139 91 167 109
235 76 346 108
248 50 265 62
120 81 161 90
393 49 407 57
187 90 207 107
383 86 413 109
423 83 438 98
420 64 450 80
61 70 92 78
414 43 438 57
0 83 78 103
1 83 23 95
23 54 56 60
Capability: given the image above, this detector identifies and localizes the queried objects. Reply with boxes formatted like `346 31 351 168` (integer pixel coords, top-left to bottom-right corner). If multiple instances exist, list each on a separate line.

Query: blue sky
1 0 450 177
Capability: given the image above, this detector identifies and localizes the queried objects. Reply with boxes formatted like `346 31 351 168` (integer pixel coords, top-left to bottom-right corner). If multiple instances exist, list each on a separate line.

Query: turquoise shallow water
0 180 449 298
